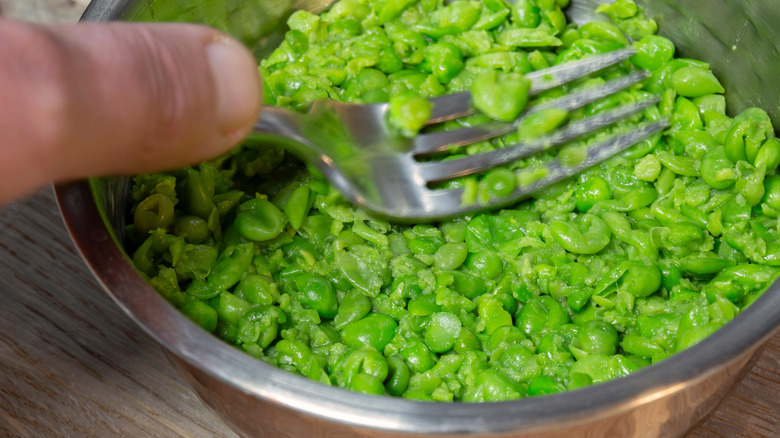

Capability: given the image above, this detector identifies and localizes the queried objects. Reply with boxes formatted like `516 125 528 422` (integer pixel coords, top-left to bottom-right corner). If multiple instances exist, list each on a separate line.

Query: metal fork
252 47 669 221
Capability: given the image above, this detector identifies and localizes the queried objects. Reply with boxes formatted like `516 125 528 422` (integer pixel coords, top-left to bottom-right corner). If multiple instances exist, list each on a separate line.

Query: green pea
424 312 462 353
215 291 251 326
659 259 682 290
424 0 482 37
377 0 418 24
550 213 611 254
408 294 442 316
341 347 389 384
275 339 328 383
284 29 308 54
578 21 629 46
619 262 661 298
433 242 469 270
630 35 675 70
348 373 385 395
668 66 724 97
542 6 567 35
466 249 503 279
471 70 531 122
453 327 482 353
183 170 215 219
388 91 432 134
676 322 723 351
173 243 218 281
516 296 570 336
134 193 175 235
511 0 541 28
234 198 286 242
575 176 612 212
700 146 736 189
516 108 569 141
671 97 703 131
567 372 593 390
576 320 617 355
171 215 210 243
400 337 435 374
283 185 311 231
179 300 218 332
205 243 254 294
488 325 527 355
655 151 699 177
761 177 780 209
476 294 513 335
527 375 566 396
462 369 522 402
755 138 780 171
341 312 398 351
483 167 517 199
620 333 666 358
293 273 338 319
422 42 464 84
449 271 489 299
234 274 276 306
385 355 410 396
334 291 372 329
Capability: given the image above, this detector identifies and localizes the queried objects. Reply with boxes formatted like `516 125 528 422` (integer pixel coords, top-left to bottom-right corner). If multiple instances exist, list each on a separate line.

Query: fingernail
205 36 261 135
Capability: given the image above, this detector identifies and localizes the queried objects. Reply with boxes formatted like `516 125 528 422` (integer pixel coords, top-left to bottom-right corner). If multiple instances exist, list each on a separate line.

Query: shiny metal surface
57 0 780 437
252 50 660 222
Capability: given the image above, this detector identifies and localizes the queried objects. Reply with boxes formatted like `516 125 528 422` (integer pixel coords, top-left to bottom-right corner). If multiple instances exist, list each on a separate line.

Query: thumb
0 19 262 203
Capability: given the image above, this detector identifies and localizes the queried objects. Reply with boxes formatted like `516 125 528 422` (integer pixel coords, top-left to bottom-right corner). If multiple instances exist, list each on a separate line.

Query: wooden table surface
0 2 778 437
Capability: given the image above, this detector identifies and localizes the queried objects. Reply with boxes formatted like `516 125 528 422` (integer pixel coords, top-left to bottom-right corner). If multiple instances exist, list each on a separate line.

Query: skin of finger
0 19 262 204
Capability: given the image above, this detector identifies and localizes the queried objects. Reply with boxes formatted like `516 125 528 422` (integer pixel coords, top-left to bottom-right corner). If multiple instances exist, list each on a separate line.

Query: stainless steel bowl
57 1 780 436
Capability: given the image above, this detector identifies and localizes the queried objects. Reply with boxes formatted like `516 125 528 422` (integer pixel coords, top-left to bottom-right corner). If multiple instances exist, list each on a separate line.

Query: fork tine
424 47 637 125
426 120 670 218
417 98 661 182
413 70 651 155
481 120 670 206
524 47 637 95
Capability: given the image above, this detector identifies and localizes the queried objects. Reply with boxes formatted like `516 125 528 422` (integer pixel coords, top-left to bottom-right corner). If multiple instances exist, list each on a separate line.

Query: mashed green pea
127 0 780 402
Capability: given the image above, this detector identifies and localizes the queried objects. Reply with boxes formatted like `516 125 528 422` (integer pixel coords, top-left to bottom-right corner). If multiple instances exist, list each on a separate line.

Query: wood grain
0 188 777 438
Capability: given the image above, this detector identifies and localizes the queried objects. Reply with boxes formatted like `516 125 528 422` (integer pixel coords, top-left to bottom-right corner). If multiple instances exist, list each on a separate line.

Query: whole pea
172 215 210 243
620 262 662 297
575 176 612 212
630 35 675 70
433 242 469 270
424 312 462 353
134 193 175 235
294 273 338 319
349 373 386 395
516 296 570 336
234 198 287 242
385 355 410 396
334 291 372 328
668 66 724 97
341 312 398 351
577 320 619 355
527 375 565 396
762 177 780 210
466 249 503 279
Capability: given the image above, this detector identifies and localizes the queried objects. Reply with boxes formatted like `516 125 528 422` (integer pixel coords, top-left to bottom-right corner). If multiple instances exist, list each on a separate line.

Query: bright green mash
127 0 780 401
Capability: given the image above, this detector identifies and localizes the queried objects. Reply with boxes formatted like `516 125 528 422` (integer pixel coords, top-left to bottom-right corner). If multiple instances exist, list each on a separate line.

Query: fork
252 47 669 221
